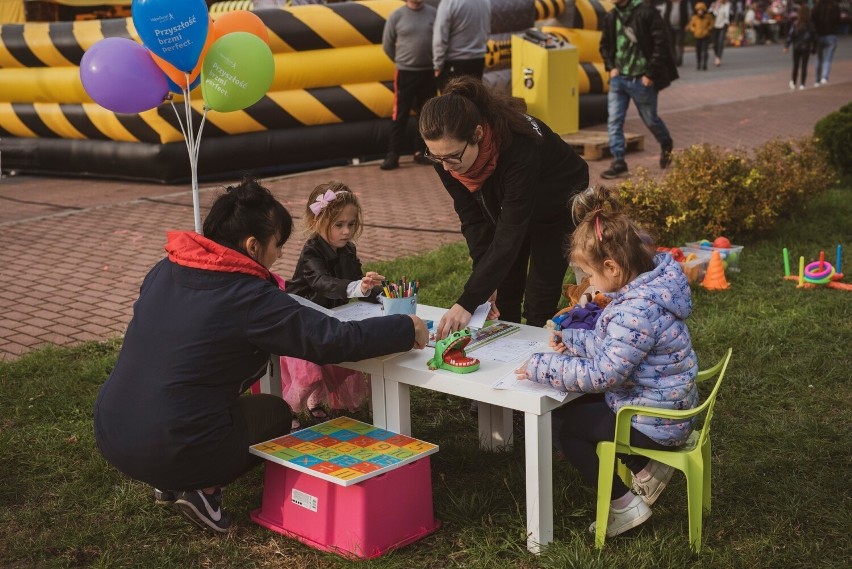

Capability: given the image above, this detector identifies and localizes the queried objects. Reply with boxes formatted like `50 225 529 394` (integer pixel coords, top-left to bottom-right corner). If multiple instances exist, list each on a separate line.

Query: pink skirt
279 356 369 413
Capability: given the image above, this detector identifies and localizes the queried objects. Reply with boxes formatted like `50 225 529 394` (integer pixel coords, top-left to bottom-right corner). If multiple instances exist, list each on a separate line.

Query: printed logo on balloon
132 0 209 73
201 32 274 113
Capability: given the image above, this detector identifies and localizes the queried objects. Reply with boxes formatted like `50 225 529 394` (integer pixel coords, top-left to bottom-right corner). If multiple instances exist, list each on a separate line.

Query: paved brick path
1 41 849 360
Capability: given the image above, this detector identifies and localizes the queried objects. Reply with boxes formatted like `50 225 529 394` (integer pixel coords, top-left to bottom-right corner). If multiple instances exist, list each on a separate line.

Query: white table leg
369 372 386 429
525 411 553 554
476 402 513 450
477 401 492 449
495 405 513 449
384 380 411 435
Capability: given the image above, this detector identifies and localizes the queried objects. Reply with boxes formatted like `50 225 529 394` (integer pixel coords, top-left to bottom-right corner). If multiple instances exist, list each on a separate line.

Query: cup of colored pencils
379 277 419 315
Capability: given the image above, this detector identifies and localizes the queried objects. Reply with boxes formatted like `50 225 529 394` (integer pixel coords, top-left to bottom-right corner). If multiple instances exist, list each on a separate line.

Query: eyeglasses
423 141 470 165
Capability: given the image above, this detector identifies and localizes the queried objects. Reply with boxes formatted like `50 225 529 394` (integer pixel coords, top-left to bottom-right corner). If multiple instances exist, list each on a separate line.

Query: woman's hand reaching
409 315 429 350
486 290 500 320
436 303 472 339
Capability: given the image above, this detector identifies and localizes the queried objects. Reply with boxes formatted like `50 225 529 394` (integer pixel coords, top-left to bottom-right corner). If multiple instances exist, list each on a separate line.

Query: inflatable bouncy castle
0 0 613 182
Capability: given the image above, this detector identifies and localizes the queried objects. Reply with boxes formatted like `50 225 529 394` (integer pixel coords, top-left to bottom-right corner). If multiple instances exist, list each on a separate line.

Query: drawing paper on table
468 338 549 363
288 294 336 317
491 368 570 402
469 302 490 329
333 301 383 321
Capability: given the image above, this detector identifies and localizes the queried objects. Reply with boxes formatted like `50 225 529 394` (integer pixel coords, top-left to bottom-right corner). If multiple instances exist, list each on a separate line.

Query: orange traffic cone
702 251 730 290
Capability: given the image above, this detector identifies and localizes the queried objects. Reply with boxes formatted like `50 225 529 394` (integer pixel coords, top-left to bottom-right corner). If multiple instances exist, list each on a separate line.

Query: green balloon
201 32 274 113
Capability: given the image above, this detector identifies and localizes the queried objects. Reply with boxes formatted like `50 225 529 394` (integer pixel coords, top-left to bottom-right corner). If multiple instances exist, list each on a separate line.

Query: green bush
615 136 835 244
813 102 852 179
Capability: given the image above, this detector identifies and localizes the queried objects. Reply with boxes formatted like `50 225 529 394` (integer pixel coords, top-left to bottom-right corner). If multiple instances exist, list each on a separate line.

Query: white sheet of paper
469 301 490 329
468 338 548 363
333 302 383 321
491 368 570 402
288 294 337 318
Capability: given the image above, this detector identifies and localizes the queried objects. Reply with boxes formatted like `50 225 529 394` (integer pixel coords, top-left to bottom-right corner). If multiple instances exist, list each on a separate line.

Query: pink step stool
251 457 440 558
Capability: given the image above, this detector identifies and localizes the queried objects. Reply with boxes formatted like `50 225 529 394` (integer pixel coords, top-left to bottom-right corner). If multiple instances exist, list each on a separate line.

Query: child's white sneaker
798 84 805 90
788 80 795 90
632 460 675 506
589 494 652 537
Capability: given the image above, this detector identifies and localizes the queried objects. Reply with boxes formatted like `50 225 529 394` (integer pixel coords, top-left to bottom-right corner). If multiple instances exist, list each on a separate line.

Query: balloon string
183 74 202 234
168 98 191 156
184 75 195 159
195 108 208 164
166 76 204 233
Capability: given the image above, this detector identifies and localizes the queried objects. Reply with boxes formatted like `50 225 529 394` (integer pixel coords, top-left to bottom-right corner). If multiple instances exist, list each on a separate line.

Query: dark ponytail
203 176 293 255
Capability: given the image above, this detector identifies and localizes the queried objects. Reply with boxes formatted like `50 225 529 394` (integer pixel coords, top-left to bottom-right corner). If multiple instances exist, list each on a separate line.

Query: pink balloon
80 37 169 114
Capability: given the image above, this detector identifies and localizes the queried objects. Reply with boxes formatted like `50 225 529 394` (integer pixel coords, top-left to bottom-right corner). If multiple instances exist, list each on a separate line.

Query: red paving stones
0 43 850 361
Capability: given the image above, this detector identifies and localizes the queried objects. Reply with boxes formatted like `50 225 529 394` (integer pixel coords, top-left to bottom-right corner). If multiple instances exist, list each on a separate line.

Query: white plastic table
372 304 579 554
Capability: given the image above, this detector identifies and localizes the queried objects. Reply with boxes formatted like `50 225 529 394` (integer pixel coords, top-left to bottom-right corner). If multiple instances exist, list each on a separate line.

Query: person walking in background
689 2 715 70
812 0 841 85
432 0 491 91
710 0 732 66
743 3 757 46
784 4 817 90
658 0 690 66
380 0 437 171
599 0 678 179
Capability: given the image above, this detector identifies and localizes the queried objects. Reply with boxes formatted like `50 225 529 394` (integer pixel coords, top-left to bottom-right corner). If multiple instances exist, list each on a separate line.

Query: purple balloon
80 37 169 114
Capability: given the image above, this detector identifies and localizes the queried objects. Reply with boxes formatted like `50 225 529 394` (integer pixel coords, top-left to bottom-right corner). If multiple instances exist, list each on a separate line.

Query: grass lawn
1 187 850 569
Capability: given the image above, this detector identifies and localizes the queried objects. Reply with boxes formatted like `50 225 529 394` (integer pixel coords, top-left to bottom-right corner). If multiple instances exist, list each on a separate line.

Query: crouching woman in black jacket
94 178 428 533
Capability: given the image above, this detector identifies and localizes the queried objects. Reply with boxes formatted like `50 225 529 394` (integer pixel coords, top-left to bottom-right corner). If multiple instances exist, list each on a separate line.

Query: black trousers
387 68 437 156
211 394 292 487
437 57 485 92
552 394 668 500
169 394 291 490
497 208 573 328
695 37 711 69
712 25 728 59
791 48 810 86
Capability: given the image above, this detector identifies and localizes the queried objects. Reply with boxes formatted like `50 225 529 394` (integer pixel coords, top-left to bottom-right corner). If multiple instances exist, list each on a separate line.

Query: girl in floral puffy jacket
516 185 699 538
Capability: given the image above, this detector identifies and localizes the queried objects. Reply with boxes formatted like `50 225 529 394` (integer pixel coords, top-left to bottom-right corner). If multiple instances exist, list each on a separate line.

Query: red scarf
450 123 499 192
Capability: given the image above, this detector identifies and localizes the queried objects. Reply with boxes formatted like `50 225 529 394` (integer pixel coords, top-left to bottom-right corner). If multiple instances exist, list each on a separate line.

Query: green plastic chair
594 348 733 552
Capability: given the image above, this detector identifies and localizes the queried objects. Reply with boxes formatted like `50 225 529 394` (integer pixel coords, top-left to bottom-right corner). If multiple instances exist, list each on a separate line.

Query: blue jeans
607 74 672 162
816 35 838 82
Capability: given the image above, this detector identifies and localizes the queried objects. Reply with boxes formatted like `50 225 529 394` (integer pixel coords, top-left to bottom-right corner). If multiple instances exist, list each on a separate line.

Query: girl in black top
418 76 589 339
286 182 384 307
283 182 385 423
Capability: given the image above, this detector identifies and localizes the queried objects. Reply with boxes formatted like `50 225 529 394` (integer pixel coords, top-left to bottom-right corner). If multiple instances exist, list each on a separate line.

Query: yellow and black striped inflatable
0 0 611 182
573 0 614 31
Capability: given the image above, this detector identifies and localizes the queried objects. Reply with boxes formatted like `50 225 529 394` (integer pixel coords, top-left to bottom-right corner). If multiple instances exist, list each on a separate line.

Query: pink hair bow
309 189 338 215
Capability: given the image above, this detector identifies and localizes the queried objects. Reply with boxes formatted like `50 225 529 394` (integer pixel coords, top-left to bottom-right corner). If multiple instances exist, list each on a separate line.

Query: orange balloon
213 10 270 45
151 16 216 91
